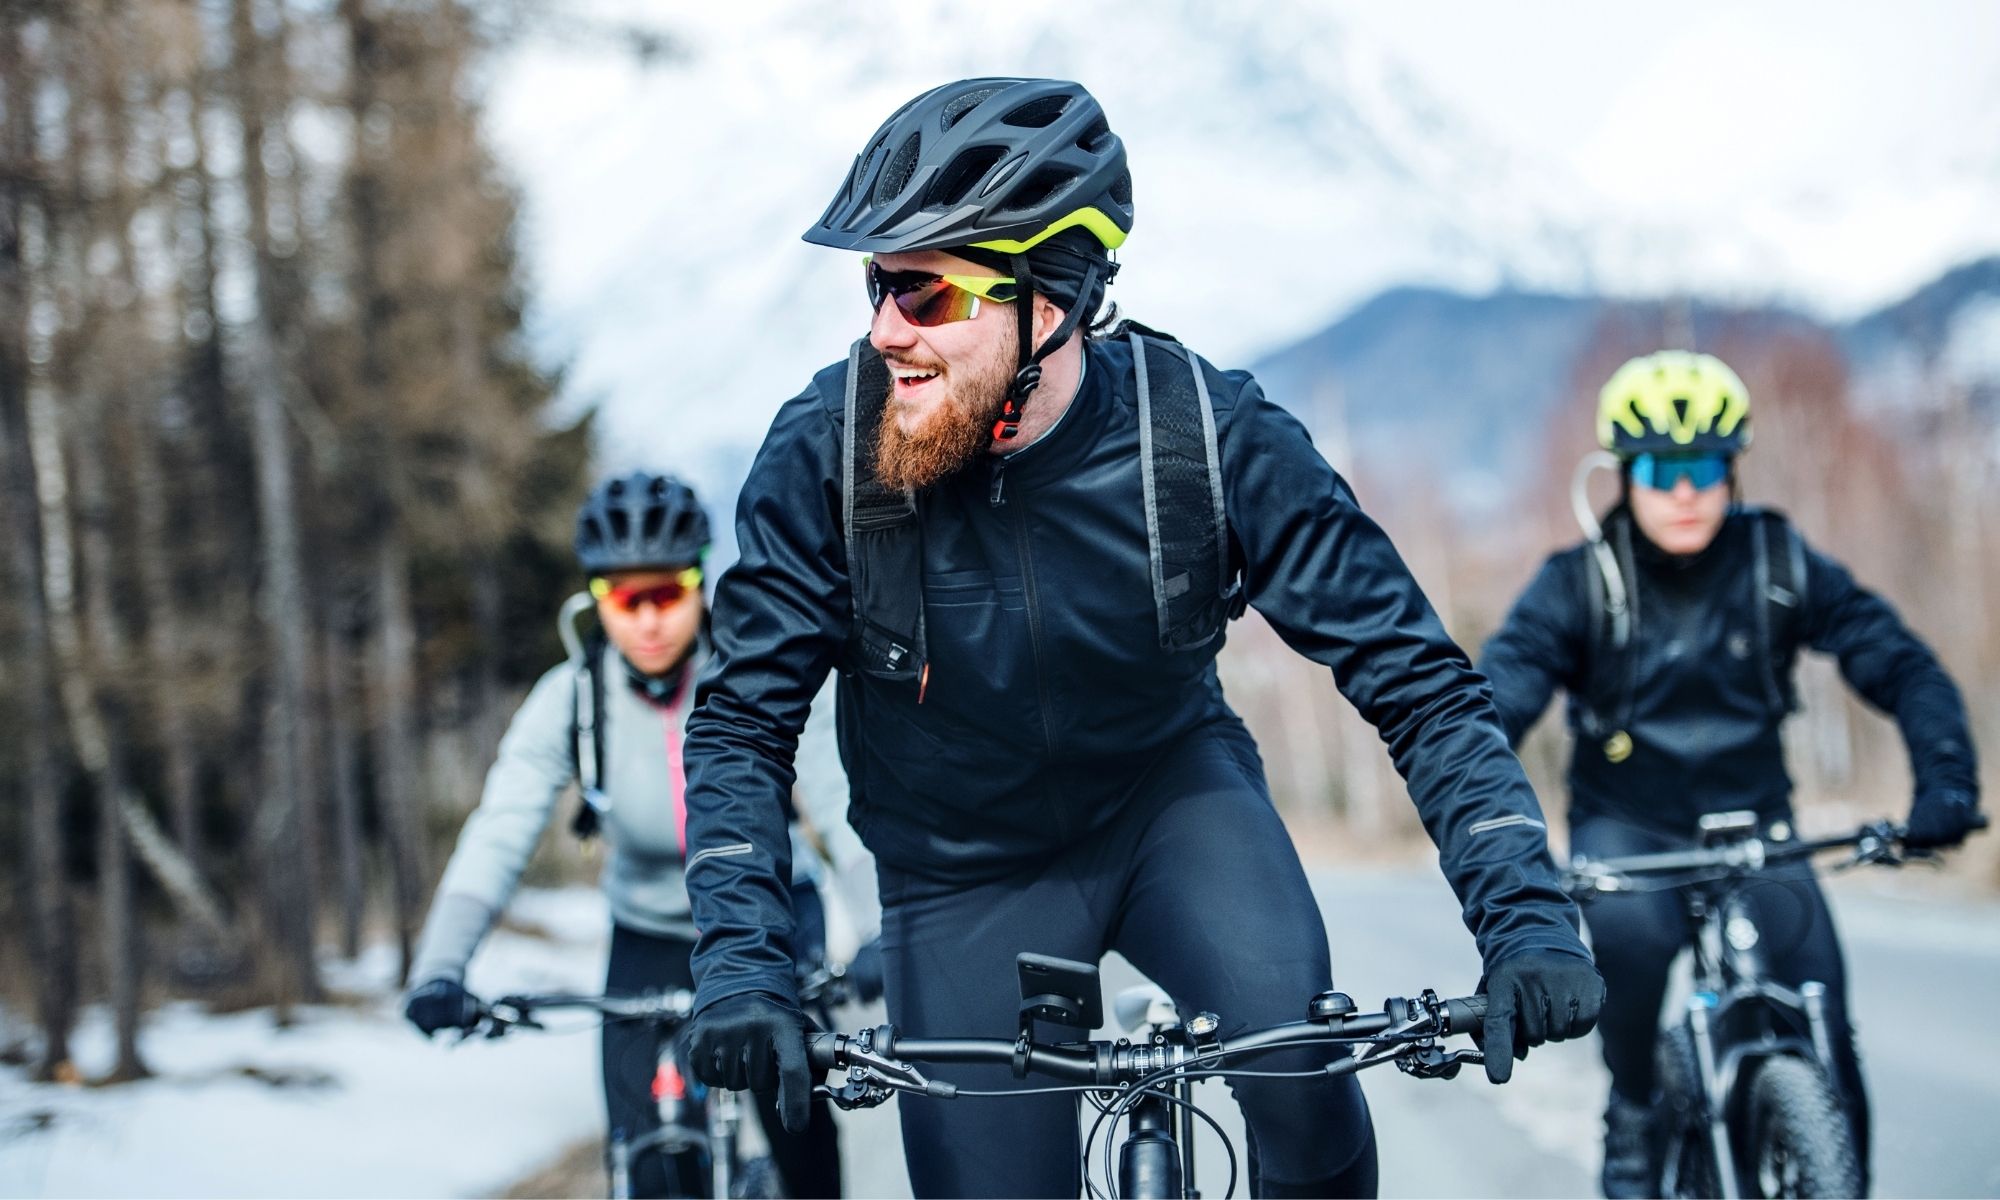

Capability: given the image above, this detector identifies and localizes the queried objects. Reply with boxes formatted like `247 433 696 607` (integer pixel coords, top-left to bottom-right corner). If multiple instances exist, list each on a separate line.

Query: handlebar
1563 817 1985 897
807 989 1486 1100
477 989 694 1037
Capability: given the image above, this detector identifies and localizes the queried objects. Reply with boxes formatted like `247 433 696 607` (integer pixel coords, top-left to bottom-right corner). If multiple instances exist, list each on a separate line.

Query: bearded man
677 77 1602 1198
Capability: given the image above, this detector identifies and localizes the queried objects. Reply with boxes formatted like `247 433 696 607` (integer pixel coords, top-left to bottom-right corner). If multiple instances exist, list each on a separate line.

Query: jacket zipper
1000 463 1068 842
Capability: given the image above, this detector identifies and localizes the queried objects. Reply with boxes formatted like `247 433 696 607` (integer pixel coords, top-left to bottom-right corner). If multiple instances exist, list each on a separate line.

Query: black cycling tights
1571 816 1870 1180
602 923 841 1198
879 724 1376 1199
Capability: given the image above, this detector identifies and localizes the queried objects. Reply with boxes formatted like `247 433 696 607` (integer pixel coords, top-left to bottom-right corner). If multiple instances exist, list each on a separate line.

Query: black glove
1479 950 1605 1085
404 977 482 1037
846 940 885 1004
1906 790 1983 850
683 993 815 1133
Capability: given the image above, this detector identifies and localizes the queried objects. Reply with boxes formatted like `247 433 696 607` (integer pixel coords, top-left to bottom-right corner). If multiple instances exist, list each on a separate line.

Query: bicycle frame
1562 814 1937 1199
609 1048 750 1200
1670 869 1837 1199
480 990 756 1200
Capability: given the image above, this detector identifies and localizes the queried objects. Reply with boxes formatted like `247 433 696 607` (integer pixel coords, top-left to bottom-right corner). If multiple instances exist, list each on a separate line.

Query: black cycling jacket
684 335 1588 1010
1479 506 1978 835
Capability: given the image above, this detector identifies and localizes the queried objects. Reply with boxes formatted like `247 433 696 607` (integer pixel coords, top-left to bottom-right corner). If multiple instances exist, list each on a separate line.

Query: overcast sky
1333 0 2000 220
483 1 2000 476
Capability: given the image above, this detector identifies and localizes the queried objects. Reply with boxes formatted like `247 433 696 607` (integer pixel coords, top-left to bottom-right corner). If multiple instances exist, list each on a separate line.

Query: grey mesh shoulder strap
1749 507 1806 715
841 337 925 683
1130 331 1241 652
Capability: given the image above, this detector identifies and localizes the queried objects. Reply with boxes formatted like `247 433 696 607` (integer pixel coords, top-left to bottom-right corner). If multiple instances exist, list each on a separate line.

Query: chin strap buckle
994 368 1041 441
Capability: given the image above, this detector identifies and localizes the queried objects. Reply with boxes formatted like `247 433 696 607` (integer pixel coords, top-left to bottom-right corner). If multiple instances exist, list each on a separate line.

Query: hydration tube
1572 451 1630 649
559 592 612 817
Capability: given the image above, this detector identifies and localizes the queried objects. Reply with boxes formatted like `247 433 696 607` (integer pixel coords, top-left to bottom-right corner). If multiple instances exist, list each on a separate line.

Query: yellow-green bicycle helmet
1596 351 1751 456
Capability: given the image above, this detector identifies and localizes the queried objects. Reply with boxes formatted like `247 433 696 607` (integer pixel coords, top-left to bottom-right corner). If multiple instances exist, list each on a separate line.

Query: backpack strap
1749 508 1805 716
569 631 611 840
1129 330 1242 652
840 337 927 689
1578 513 1640 752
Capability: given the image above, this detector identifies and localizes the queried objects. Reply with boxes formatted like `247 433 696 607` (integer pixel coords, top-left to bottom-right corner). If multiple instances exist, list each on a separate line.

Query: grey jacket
411 638 865 983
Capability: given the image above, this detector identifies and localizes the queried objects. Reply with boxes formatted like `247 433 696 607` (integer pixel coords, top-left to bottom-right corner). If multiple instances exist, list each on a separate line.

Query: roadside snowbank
1 888 611 1200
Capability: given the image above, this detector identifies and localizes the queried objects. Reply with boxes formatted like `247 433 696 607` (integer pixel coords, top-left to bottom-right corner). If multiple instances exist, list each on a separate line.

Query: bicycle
805 950 1489 1199
1564 812 1986 1199
478 989 780 1199
472 962 866 1199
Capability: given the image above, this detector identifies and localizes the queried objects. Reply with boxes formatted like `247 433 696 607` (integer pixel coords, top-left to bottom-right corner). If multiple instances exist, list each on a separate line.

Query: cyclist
1478 350 1983 1197
676 78 1603 1197
402 472 870 1198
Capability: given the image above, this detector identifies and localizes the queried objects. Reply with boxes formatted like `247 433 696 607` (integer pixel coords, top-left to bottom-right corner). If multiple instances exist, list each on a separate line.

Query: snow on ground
0 888 612 1200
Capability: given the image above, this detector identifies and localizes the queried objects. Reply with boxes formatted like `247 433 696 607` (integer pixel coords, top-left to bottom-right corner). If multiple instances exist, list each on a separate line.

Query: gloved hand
1479 950 1605 1084
846 939 885 1004
1905 790 1983 850
683 993 816 1133
404 977 482 1037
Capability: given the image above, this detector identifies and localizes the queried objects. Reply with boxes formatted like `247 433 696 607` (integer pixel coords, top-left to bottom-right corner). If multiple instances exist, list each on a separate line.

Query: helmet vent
1075 116 1111 153
1672 396 1690 424
1109 169 1133 207
607 509 630 544
1001 95 1069 128
874 132 923 205
941 85 1005 131
1004 165 1078 214
928 144 1008 209
640 505 665 544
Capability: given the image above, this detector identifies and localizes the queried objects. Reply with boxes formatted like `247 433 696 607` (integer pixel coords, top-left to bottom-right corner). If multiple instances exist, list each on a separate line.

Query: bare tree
0 3 79 1079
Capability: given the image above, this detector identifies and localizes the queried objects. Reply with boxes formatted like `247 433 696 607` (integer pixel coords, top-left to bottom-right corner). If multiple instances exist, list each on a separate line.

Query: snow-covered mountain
482 1 2000 507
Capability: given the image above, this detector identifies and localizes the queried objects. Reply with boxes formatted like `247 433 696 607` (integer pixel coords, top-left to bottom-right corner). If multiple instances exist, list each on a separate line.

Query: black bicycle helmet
804 77 1131 257
806 78 1134 439
574 472 710 576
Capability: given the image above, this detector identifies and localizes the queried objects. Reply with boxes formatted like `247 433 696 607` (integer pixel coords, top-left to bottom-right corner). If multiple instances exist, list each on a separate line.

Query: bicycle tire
1656 1025 1719 1198
727 1154 786 1199
1746 1056 1861 1199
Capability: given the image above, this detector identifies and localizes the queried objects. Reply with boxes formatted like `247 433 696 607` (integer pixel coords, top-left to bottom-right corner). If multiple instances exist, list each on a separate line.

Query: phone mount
1014 952 1103 1076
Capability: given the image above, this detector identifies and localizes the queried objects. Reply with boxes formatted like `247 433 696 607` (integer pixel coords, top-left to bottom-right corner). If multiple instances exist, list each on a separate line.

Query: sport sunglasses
863 254 1018 327
589 567 703 612
1630 452 1731 492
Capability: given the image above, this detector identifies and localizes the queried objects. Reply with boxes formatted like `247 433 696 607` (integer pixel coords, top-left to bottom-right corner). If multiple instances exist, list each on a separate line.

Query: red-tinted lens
609 581 688 612
865 263 978 327
899 279 977 326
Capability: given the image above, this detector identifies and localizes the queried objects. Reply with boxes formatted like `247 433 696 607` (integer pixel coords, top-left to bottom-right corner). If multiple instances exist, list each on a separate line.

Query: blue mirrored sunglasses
1630 452 1731 491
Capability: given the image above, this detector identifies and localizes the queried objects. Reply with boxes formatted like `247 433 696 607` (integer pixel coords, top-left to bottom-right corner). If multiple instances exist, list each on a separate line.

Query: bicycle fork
1687 996 1738 1200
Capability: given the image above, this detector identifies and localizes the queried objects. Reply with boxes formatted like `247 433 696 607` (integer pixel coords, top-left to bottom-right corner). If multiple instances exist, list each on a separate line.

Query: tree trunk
325 620 367 960
372 530 426 979
232 0 321 1009
23 349 154 1080
0 11 77 1073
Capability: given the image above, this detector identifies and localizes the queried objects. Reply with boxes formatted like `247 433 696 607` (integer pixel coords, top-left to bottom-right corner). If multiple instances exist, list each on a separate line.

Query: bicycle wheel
727 1154 786 1199
1746 1056 1862 1199
1655 1025 1719 1198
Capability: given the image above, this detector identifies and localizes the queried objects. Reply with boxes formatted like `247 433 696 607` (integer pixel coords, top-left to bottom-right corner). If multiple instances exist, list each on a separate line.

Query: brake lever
826 1041 957 1102
1396 1045 1484 1081
815 1077 895 1110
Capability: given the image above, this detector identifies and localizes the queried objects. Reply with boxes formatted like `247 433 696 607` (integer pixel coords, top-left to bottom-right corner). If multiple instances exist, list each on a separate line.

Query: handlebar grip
807 1031 841 1072
1443 995 1486 1037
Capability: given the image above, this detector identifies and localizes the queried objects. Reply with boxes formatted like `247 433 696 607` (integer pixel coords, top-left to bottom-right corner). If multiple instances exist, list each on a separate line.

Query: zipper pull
989 463 1006 507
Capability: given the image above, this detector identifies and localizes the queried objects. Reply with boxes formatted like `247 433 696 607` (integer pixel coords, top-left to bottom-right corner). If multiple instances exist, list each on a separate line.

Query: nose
869 294 918 355
1672 476 1698 502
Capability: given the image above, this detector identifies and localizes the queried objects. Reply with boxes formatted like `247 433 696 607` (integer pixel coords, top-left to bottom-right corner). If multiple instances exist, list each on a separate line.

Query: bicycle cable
1083 1077 1239 1200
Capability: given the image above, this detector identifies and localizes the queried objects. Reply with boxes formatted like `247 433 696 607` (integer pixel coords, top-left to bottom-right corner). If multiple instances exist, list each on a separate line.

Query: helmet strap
995 253 1103 441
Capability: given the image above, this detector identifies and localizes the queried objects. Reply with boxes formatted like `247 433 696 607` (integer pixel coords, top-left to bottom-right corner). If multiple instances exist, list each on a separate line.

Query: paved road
828 865 2000 1198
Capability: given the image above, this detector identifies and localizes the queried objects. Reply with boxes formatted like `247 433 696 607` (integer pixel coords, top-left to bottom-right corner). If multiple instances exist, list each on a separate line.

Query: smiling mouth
888 362 941 396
